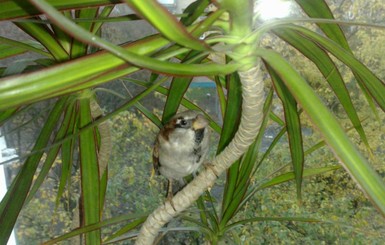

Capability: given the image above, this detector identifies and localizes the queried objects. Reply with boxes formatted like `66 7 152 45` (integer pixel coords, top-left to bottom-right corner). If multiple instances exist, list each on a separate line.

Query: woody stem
135 62 264 245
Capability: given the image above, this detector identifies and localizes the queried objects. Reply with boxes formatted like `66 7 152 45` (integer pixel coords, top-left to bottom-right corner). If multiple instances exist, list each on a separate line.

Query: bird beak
192 114 209 130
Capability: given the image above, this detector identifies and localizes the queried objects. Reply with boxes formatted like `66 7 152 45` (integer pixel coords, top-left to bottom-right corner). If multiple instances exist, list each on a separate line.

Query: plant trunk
135 62 265 244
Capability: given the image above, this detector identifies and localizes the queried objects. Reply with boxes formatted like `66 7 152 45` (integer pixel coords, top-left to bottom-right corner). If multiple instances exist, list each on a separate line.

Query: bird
153 110 210 204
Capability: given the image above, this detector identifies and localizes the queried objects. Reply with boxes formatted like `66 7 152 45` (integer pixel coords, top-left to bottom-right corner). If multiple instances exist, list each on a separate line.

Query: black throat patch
194 128 205 144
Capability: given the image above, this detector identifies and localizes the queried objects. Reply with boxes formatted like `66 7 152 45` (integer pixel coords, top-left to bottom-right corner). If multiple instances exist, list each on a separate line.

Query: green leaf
0 107 19 126
215 76 227 118
0 43 26 59
43 214 147 245
274 28 372 155
257 126 287 168
15 18 69 61
104 216 147 242
0 11 228 110
258 48 385 217
162 51 208 122
0 36 50 57
25 100 76 205
50 11 73 53
284 25 385 114
221 88 274 226
91 5 114 34
180 214 213 237
249 88 274 178
56 101 78 208
125 77 222 133
0 41 154 109
243 165 341 209
123 0 209 51
294 0 350 50
0 97 67 244
28 0 236 74
227 216 321 231
70 8 99 58
258 166 341 190
195 192 218 241
180 0 210 26
0 0 121 20
162 75 194 123
267 64 304 202
78 93 101 244
220 71 242 226
134 103 162 129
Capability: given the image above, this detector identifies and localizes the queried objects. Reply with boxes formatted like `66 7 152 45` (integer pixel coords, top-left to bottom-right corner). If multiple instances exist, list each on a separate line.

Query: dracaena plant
0 0 385 244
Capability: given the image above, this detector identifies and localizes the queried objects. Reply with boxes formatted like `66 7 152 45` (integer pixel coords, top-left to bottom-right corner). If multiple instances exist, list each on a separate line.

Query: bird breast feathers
159 128 196 153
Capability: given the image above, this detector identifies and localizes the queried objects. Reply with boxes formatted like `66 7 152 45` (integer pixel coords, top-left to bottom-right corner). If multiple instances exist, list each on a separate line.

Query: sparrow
153 110 210 202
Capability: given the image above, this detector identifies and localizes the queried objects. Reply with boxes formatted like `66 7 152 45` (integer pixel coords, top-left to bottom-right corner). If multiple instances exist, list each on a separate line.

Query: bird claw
166 193 177 211
204 162 219 178
165 179 177 211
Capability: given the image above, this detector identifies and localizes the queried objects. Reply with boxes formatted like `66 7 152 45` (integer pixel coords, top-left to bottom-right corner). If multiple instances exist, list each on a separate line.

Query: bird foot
204 162 219 178
165 179 177 211
165 193 177 211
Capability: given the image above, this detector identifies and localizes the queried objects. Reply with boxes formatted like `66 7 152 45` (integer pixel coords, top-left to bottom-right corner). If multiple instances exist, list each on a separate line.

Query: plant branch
135 63 265 244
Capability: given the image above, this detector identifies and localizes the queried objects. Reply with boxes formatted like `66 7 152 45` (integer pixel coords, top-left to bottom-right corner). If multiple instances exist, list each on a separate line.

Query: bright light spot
158 0 175 4
256 0 292 20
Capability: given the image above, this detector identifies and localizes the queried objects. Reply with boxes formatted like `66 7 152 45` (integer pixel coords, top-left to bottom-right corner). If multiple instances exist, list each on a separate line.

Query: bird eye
180 119 187 126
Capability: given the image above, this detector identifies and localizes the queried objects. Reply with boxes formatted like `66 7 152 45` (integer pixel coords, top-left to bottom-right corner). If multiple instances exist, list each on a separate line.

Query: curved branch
135 63 265 244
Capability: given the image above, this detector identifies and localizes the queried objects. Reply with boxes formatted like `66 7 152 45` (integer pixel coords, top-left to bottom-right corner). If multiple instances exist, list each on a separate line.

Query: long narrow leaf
28 0 236 75
91 6 114 35
0 11 227 109
283 25 385 113
258 48 385 217
257 126 286 170
195 192 218 240
294 0 350 50
242 166 341 210
220 88 273 226
0 36 51 57
0 108 19 126
268 64 304 202
0 44 26 59
15 18 69 61
25 99 76 204
125 78 222 133
0 98 67 244
70 8 99 58
43 214 147 245
56 101 78 208
274 28 372 155
220 72 242 226
78 94 101 244
215 76 227 118
162 51 208 122
50 11 73 53
103 216 146 242
258 166 341 190
3 76 169 174
180 0 211 26
0 0 121 20
124 0 208 51
227 216 321 231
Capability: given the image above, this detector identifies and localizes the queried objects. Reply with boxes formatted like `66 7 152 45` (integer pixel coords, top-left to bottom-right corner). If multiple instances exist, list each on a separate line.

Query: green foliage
1 0 385 244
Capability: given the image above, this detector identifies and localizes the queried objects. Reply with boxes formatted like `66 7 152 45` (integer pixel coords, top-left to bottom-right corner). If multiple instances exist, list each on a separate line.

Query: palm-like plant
0 0 385 244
